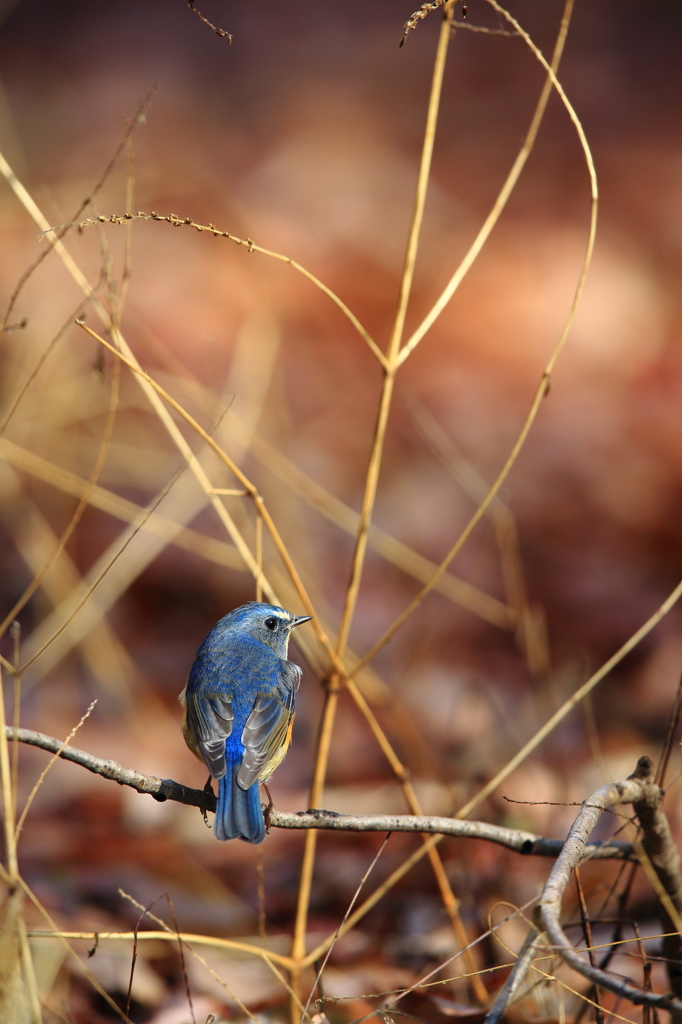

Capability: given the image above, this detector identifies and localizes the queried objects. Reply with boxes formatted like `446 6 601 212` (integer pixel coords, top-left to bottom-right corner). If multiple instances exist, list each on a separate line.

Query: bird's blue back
187 619 286 760
181 602 306 844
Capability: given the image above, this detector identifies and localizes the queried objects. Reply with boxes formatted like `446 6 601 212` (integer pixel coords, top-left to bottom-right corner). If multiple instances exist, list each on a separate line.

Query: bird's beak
291 615 312 629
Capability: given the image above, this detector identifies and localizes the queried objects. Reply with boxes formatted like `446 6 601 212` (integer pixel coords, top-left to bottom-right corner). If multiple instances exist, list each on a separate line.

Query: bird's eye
264 616 278 631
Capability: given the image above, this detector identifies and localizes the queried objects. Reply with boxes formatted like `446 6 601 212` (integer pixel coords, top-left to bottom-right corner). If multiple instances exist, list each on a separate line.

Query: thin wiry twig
1 88 155 332
119 889 295 1020
125 893 197 1024
187 0 232 41
450 19 517 35
575 866 605 1024
14 702 96 841
301 834 392 1023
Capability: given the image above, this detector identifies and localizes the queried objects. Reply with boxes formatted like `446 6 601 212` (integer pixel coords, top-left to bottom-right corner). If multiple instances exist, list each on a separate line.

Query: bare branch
7 726 633 859
632 764 682 998
485 928 544 1024
271 806 631 859
533 756 682 1017
7 726 213 812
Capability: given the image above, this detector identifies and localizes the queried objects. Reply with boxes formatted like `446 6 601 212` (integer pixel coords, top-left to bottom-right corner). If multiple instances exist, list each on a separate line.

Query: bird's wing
185 689 234 778
237 661 301 790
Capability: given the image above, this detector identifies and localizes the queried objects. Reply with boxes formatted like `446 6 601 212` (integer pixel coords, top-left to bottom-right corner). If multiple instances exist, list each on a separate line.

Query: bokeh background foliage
1 0 682 1021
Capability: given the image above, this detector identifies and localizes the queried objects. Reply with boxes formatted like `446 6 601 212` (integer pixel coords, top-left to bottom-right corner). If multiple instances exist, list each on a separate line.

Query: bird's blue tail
215 765 266 844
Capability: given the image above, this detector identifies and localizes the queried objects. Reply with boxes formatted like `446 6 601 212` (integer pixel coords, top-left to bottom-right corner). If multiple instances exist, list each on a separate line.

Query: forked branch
487 756 682 1023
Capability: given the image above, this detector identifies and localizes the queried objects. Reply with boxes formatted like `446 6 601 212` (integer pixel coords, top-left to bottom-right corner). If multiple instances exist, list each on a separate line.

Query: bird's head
227 601 312 657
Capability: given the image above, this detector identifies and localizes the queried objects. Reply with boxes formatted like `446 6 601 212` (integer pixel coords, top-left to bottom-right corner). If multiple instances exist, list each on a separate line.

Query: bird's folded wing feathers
186 691 234 778
237 661 301 790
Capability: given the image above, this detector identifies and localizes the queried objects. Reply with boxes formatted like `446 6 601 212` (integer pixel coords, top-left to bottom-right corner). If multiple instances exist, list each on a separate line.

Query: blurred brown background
1 0 682 1020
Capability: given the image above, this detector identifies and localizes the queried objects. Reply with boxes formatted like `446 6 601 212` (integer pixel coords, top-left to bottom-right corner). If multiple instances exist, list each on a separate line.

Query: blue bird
180 601 311 844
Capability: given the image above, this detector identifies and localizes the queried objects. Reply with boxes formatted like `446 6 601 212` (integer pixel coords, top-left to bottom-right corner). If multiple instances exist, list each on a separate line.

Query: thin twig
119 889 295 1019
14 701 97 840
656 666 682 787
575 866 605 1024
0 352 120 641
187 0 232 41
1 89 154 331
300 834 392 1023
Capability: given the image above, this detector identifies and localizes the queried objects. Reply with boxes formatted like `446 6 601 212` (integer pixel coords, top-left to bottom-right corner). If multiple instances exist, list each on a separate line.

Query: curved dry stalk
40 211 385 369
352 0 599 676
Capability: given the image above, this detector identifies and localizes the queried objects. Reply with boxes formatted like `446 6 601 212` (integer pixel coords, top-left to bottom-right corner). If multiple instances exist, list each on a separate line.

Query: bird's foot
262 783 274 834
202 776 215 827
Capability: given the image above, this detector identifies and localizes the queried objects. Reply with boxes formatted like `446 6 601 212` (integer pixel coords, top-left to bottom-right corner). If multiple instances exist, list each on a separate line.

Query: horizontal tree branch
271 806 633 859
7 726 634 859
7 726 213 810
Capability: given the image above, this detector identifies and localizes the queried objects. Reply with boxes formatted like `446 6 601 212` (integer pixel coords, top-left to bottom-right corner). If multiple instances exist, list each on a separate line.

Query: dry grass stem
397 0 577 364
39 211 385 368
14 701 97 841
0 356 120 641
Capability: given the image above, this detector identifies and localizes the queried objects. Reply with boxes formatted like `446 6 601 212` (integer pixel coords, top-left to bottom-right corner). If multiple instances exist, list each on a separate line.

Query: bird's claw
202 776 215 827
262 782 274 834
